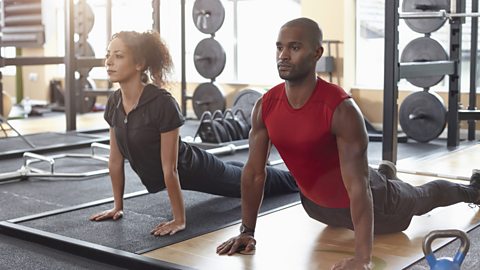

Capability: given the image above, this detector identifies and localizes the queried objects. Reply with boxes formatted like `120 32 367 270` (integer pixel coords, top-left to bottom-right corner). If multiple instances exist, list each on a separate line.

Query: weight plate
194 38 226 79
402 0 450 34
192 0 225 34
400 37 448 88
74 2 95 35
192 82 226 119
399 91 447 143
231 88 265 127
75 77 97 114
75 41 95 76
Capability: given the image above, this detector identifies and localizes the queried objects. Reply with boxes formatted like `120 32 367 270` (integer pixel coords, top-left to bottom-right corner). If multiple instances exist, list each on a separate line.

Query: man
216 17 480 269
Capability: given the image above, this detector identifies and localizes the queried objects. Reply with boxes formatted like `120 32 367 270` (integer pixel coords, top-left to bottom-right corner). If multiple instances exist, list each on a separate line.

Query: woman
89 30 298 236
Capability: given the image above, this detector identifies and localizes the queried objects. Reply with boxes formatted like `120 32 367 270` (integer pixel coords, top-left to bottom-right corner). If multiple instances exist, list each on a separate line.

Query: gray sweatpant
300 167 479 234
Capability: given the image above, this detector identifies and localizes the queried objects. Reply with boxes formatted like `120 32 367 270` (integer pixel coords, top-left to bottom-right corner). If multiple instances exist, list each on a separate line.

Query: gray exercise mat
0 147 145 221
0 132 108 158
19 190 300 254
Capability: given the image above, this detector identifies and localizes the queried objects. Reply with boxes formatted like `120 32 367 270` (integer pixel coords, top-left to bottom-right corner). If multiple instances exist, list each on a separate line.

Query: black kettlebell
422 229 470 270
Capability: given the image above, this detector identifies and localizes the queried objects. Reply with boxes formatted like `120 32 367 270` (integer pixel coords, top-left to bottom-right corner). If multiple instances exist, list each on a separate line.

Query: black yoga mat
19 190 300 254
0 131 108 159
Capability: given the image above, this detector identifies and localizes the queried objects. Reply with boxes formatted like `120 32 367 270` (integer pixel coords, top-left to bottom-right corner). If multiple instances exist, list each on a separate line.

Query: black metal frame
468 0 479 141
0 189 194 270
384 0 480 161
0 71 3 118
383 0 400 162
181 0 189 117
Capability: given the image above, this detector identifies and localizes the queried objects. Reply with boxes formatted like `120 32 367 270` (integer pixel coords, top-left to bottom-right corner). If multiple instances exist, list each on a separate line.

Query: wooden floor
3 113 480 270
144 144 480 270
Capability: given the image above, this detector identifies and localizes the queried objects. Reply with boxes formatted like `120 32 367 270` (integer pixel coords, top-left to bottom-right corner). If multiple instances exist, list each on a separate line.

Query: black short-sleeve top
104 84 185 192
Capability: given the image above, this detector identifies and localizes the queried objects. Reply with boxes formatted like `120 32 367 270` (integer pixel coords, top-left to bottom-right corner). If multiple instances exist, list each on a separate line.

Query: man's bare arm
332 99 373 269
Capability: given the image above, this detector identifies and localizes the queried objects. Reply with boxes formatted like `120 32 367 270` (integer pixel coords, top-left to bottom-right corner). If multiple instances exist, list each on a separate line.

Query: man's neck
285 76 318 109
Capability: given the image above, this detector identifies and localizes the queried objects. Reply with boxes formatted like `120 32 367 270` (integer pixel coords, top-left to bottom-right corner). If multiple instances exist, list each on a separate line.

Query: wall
301 0 356 92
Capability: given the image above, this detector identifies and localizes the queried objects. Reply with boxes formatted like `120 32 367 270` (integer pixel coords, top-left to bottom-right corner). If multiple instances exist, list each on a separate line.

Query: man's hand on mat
150 220 186 236
216 234 256 255
331 257 372 270
89 208 124 221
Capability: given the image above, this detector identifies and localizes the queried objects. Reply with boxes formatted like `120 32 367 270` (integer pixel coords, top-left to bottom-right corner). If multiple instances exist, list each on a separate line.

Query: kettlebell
422 229 470 270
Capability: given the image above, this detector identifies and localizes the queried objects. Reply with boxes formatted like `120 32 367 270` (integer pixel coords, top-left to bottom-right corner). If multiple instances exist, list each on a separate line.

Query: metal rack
383 0 480 162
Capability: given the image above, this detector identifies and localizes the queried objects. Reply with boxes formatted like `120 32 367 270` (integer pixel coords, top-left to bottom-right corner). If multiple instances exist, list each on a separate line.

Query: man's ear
315 46 324 61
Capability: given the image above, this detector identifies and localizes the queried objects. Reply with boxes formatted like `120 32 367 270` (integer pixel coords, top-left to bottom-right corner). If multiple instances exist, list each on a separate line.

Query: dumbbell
223 109 249 140
194 111 231 143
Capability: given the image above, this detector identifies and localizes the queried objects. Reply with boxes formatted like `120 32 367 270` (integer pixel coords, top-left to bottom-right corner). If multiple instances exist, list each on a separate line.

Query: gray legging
300 167 479 234
177 144 299 198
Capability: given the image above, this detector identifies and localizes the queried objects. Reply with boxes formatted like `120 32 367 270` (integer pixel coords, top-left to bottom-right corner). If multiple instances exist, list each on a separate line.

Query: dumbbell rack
384 0 480 162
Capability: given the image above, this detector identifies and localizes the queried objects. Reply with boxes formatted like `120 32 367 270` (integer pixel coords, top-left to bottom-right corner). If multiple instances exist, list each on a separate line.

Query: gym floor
1 111 479 270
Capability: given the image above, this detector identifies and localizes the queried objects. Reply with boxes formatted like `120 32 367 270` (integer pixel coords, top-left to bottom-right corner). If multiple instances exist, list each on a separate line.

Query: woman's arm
150 127 186 236
90 128 125 221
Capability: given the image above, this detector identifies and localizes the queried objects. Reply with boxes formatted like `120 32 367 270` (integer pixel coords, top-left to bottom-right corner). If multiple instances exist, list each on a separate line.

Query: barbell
0 142 110 183
401 0 450 33
268 159 471 181
401 0 480 34
401 10 480 19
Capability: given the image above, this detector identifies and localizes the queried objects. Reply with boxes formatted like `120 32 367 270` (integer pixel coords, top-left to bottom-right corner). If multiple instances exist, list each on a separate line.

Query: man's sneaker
470 169 480 208
470 169 480 189
377 160 401 181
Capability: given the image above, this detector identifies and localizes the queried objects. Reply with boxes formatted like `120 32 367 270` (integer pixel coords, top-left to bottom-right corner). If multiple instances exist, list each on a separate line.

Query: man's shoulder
317 78 350 99
264 82 285 99
317 78 346 92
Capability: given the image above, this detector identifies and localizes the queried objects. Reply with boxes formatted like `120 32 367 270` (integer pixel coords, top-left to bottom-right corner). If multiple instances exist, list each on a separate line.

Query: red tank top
262 78 351 208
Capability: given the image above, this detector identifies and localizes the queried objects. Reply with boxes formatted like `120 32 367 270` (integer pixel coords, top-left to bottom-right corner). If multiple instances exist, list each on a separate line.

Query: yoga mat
19 190 300 254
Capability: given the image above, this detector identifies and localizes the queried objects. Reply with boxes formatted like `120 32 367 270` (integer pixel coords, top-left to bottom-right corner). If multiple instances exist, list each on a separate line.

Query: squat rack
1 0 162 131
383 0 480 163
0 0 106 131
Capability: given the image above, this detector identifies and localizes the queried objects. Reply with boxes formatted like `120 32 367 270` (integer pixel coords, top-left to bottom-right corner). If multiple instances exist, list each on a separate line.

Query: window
160 0 301 85
2 0 300 85
88 0 300 85
356 0 477 92
0 47 16 75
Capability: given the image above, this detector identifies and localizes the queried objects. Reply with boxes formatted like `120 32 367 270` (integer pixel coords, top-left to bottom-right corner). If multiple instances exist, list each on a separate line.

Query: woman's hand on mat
331 257 372 270
150 220 186 236
216 234 256 255
89 208 124 221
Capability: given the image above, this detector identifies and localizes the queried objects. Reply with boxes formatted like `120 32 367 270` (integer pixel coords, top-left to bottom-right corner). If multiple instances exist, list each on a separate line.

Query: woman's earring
140 72 149 83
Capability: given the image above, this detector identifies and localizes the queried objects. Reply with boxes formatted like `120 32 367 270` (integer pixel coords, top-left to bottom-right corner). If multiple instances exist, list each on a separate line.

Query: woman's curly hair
111 30 173 87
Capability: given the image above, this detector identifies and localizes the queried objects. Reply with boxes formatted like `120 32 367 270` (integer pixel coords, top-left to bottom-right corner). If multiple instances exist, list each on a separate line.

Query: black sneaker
377 160 401 181
470 169 480 208
470 169 480 189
